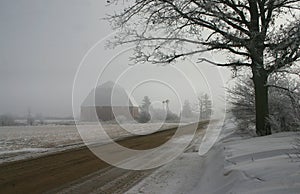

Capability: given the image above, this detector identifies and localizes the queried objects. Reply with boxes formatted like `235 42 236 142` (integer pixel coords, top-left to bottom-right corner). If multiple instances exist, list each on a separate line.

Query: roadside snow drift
127 119 300 194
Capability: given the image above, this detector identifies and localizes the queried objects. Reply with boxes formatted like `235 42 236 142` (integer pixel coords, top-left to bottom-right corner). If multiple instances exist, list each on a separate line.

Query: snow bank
127 119 300 194
219 130 300 193
192 121 300 194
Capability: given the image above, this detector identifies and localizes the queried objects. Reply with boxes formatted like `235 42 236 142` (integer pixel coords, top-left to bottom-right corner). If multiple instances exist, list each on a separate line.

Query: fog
0 0 231 118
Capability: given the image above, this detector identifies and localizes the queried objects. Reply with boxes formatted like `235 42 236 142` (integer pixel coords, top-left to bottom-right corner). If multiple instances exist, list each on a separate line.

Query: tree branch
198 58 251 67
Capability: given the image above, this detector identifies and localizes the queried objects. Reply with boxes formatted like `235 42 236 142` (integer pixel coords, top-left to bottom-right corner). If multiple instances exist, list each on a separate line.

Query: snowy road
0 122 207 194
0 123 177 164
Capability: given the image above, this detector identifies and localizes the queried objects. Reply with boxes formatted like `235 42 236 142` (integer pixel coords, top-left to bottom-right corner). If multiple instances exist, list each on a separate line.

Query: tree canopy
106 0 300 136
107 0 299 70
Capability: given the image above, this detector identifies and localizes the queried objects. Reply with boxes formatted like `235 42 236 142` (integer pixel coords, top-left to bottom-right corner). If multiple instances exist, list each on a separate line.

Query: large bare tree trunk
252 68 271 136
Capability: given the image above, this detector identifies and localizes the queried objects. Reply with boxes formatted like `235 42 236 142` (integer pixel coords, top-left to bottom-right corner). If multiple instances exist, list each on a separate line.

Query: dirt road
0 122 206 194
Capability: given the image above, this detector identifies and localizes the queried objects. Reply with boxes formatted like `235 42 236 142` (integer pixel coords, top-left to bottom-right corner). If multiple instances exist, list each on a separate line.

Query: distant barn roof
81 81 135 107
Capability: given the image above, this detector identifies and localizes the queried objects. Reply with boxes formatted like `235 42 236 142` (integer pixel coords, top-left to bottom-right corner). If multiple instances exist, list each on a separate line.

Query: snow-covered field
0 123 177 164
127 119 300 194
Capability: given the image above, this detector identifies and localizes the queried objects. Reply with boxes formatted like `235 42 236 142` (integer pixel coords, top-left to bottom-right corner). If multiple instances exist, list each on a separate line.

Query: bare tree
228 72 300 133
27 108 35 126
228 77 257 132
268 71 300 131
202 94 212 119
195 93 212 120
107 0 300 136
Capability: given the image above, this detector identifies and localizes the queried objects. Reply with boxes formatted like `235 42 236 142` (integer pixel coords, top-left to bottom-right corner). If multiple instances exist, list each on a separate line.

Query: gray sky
0 0 110 117
0 0 231 118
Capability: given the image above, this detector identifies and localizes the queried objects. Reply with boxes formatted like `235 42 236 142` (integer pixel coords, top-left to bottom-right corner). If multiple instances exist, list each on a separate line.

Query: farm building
80 81 139 122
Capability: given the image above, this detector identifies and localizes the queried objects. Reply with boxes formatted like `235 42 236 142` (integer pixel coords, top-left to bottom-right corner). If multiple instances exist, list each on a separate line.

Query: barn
80 81 139 122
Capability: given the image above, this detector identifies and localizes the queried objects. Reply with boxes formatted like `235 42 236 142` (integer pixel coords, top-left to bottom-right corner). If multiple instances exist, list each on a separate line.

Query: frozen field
0 123 177 164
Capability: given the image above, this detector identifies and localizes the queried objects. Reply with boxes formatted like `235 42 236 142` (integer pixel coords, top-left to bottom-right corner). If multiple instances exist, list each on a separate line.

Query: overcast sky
0 0 231 118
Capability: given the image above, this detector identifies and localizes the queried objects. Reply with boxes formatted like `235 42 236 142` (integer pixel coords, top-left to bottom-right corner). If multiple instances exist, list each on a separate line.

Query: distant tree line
181 94 212 121
0 110 74 126
137 94 212 123
137 96 180 123
0 114 16 126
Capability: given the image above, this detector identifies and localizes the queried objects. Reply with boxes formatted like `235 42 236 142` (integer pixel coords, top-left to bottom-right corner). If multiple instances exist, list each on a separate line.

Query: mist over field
0 0 231 119
0 1 299 194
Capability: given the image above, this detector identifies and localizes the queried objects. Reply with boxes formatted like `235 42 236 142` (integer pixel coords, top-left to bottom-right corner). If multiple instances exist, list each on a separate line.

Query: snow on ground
0 123 177 164
219 129 300 193
127 119 300 194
